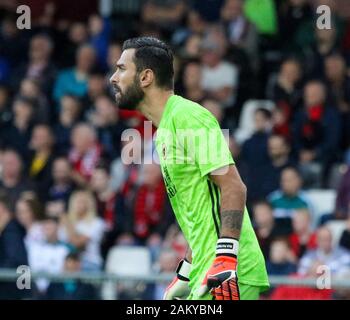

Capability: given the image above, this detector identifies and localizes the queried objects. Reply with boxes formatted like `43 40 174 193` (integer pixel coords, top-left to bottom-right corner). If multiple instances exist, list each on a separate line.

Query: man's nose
109 71 119 85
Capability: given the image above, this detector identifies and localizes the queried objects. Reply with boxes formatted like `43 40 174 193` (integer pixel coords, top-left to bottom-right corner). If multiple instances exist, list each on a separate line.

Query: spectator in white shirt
60 190 105 271
200 27 239 108
15 194 45 246
298 226 350 276
27 216 70 296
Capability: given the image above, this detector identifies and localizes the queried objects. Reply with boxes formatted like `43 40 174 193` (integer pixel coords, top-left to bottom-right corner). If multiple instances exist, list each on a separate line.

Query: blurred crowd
1 0 350 300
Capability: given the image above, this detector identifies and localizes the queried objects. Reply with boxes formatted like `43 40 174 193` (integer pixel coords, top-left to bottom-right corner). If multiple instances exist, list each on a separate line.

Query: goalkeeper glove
198 237 240 300
163 258 191 300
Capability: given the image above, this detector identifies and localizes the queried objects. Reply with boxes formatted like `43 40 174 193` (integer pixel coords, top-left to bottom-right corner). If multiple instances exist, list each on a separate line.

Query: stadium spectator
268 167 312 235
180 61 205 103
324 53 350 114
132 164 166 241
141 0 187 35
45 252 99 300
253 200 287 260
54 95 82 155
82 71 109 113
266 58 303 114
57 22 89 69
15 194 44 246
324 53 350 153
277 0 313 50
59 190 106 271
0 149 33 211
2 96 35 160
179 34 203 60
89 95 126 160
47 157 76 207
10 34 56 96
110 137 144 193
27 216 71 297
0 193 29 299
53 44 96 103
19 78 50 123
90 165 117 229
293 80 340 186
68 123 102 186
266 134 294 187
298 226 350 276
220 0 259 69
171 10 207 52
200 27 239 108
241 108 272 167
301 23 342 79
0 85 11 130
0 14 27 71
88 14 111 70
266 238 297 275
289 209 317 259
240 108 273 203
27 124 55 201
106 42 122 80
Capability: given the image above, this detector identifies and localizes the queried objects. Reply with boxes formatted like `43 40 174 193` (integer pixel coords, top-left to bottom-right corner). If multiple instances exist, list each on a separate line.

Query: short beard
115 76 144 110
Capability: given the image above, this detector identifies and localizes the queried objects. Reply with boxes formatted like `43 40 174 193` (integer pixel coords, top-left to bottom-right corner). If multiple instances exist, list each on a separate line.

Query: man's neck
3 175 19 187
272 155 289 167
138 90 174 128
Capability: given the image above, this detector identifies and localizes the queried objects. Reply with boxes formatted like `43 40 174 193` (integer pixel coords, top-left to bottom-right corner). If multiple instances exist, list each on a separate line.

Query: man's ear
139 69 154 88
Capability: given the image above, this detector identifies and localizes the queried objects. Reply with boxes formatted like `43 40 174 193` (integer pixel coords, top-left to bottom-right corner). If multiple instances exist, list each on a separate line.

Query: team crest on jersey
162 143 167 160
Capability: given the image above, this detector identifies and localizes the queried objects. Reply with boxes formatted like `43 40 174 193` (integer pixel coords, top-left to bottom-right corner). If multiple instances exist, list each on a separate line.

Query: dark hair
255 107 272 120
269 133 289 146
13 95 36 109
65 251 81 262
122 37 174 90
252 200 272 210
19 193 44 221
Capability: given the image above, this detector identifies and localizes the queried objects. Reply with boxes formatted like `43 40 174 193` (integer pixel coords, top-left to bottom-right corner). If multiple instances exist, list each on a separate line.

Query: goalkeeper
109 36 269 300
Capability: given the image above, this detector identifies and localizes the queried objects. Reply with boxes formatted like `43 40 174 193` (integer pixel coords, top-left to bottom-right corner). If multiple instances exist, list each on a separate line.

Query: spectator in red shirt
90 165 116 230
68 123 102 187
133 163 166 241
289 209 317 259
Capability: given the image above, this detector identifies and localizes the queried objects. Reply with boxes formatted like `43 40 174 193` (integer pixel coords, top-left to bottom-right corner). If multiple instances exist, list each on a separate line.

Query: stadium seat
102 245 152 299
304 189 337 228
325 220 347 248
234 99 275 145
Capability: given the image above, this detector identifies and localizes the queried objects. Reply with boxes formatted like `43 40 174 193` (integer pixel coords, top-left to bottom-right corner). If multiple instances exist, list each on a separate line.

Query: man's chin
116 99 138 110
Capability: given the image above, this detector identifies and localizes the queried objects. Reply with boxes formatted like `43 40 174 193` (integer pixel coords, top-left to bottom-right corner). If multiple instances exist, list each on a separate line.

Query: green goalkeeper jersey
155 95 269 299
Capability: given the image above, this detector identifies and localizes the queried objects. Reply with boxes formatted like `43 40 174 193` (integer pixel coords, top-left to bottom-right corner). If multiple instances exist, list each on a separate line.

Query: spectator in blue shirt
0 193 29 299
53 44 96 104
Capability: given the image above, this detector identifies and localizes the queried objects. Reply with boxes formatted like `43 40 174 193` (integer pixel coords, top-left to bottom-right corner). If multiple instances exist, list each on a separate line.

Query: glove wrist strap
176 259 191 281
216 237 239 258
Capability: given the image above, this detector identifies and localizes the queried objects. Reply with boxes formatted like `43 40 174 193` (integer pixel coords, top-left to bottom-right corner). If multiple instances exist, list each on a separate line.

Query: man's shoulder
168 95 214 124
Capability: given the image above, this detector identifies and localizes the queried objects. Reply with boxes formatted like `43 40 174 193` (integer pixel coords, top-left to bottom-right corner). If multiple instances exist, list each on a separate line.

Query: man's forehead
117 48 136 66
